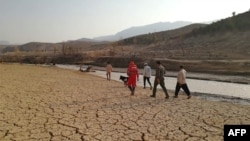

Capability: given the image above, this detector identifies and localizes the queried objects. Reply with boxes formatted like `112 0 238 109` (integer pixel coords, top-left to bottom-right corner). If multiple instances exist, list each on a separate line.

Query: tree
232 11 236 17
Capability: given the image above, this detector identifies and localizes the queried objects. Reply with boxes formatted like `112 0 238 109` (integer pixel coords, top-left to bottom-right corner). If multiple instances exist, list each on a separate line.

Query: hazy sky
0 0 249 44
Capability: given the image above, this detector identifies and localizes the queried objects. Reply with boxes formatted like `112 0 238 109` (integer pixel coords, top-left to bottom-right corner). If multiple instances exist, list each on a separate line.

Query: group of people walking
106 60 191 99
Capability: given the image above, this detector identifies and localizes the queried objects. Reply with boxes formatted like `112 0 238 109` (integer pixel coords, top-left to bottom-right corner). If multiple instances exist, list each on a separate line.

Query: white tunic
177 69 187 84
143 65 151 77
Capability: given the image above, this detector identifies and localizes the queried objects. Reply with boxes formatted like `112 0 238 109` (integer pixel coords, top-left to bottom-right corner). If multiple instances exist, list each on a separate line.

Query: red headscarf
127 61 138 76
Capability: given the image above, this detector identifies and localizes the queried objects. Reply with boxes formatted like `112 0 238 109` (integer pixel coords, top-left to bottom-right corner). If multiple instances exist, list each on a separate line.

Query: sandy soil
0 63 250 141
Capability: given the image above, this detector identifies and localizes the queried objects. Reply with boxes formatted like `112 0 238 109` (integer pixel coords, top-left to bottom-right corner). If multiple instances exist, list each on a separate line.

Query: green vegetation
189 11 250 36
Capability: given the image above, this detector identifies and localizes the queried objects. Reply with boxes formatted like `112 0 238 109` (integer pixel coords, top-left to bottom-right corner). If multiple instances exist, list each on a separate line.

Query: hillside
117 24 207 45
108 11 250 74
115 11 250 60
1 11 250 75
189 11 250 35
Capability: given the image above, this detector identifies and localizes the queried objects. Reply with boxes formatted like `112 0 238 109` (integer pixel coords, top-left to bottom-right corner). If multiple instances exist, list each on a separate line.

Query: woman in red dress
127 61 139 95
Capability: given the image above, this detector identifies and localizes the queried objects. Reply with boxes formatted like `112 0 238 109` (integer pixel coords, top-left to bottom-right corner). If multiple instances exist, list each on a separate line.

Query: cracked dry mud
0 64 250 141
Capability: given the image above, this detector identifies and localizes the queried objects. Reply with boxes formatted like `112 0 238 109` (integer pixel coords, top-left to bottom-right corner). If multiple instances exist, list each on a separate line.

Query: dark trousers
175 82 191 96
152 79 169 97
143 76 152 87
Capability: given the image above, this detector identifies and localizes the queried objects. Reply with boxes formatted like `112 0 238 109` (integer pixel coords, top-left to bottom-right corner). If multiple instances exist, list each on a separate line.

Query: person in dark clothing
150 61 169 99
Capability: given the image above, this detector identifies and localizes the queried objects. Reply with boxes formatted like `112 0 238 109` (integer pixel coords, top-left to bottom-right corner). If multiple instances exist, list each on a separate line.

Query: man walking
174 65 191 99
143 63 152 89
150 61 169 99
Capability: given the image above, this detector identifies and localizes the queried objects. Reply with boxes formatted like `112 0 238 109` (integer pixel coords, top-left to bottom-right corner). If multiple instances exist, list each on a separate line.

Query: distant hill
1 42 55 53
93 21 193 41
76 38 98 42
17 42 56 52
114 10 250 62
0 45 10 53
0 41 10 45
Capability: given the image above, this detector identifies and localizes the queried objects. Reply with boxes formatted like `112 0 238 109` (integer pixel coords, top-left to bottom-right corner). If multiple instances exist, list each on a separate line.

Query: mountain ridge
78 21 193 42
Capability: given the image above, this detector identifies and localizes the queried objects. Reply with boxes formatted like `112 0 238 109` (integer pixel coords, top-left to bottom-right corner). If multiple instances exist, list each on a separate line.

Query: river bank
92 66 250 84
55 64 250 105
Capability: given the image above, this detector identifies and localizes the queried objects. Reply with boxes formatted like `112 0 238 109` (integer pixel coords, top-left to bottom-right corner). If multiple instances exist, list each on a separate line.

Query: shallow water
56 64 250 99
92 71 250 99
